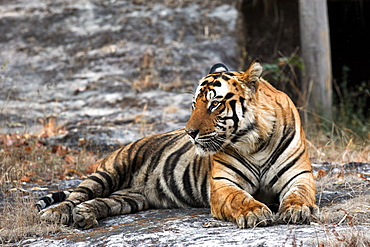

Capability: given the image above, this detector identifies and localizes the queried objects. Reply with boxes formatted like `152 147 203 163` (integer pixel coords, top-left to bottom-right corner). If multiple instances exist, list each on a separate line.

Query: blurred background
0 0 369 153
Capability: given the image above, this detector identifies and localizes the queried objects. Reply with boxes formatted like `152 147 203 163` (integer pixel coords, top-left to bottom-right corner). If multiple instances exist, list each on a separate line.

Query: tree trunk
299 0 332 120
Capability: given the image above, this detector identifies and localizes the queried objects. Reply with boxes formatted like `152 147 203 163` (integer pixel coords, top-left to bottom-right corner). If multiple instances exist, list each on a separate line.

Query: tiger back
37 60 317 229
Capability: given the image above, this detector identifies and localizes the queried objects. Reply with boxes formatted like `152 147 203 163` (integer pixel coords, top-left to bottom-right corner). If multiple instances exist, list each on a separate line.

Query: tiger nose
185 129 199 140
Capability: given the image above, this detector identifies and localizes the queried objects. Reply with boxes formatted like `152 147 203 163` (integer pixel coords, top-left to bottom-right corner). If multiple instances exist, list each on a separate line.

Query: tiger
37 60 318 229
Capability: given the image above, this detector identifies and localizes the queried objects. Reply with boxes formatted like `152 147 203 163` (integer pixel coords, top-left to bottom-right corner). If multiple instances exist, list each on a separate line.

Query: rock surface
7 162 366 246
0 0 239 150
20 208 366 247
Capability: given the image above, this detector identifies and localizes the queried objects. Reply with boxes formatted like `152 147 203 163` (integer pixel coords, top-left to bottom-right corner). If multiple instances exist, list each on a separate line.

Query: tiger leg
40 148 133 225
210 178 273 228
72 189 149 229
277 172 318 224
39 189 91 226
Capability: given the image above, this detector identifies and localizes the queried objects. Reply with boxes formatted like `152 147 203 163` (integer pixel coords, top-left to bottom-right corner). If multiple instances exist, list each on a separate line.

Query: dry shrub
319 194 370 226
320 227 370 247
0 130 100 244
0 134 100 184
315 173 370 246
306 124 370 164
316 173 370 226
0 190 74 244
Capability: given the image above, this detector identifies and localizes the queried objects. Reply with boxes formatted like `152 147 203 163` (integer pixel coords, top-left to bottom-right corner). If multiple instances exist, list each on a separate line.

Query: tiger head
185 60 274 155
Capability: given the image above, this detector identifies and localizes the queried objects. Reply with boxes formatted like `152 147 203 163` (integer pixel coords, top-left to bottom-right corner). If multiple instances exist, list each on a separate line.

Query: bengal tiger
37 60 317 229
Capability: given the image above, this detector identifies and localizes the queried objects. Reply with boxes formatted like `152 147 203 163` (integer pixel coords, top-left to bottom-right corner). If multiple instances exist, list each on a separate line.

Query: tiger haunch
37 60 317 229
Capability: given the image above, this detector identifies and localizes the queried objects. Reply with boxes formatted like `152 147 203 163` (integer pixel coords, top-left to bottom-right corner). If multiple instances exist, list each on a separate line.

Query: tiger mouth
193 134 227 154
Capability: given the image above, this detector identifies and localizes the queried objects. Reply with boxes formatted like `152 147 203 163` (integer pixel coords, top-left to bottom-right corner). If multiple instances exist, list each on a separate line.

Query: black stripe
239 97 246 116
221 75 230 81
225 72 235 76
201 80 208 86
230 100 239 133
212 80 222 87
215 159 256 188
65 200 76 207
231 122 257 142
111 197 125 213
227 150 260 180
216 123 227 131
182 165 194 201
268 150 305 187
144 132 186 183
212 176 244 190
155 177 178 208
96 198 112 216
224 92 234 99
51 191 69 203
113 147 127 189
74 186 95 200
39 196 53 207
96 170 114 194
209 89 217 98
164 142 194 206
277 170 312 199
130 136 159 173
260 121 296 178
87 175 106 193
123 197 139 213
201 172 209 204
155 178 166 204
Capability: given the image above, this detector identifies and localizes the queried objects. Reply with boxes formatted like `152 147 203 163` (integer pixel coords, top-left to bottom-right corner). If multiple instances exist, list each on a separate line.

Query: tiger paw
278 200 318 224
72 203 98 229
235 202 273 228
39 205 71 225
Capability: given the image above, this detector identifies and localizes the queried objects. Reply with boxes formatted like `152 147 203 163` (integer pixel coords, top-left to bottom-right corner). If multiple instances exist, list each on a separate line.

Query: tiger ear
240 60 263 93
209 63 228 74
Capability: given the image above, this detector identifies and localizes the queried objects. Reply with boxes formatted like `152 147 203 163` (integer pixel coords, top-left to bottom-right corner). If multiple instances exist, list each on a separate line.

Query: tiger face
185 61 264 155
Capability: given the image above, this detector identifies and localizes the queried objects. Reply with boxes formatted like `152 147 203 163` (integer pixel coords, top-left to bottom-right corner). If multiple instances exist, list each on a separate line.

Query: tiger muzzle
185 129 199 140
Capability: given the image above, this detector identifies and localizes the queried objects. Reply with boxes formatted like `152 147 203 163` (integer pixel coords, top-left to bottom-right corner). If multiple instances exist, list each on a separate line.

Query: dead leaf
20 175 31 182
85 159 102 174
52 145 68 156
64 155 76 164
314 169 327 179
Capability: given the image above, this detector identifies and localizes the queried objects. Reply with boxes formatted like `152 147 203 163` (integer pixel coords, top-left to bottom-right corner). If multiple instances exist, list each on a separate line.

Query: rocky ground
1 1 369 246
0 0 239 151
6 161 367 246
19 208 369 247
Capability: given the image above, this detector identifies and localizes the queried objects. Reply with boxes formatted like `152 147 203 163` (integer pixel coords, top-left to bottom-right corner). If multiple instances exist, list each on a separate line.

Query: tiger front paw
278 199 318 224
235 201 273 228
72 203 98 229
39 206 71 225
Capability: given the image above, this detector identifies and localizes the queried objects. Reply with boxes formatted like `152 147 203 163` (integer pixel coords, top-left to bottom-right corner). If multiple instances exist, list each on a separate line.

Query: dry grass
0 127 100 244
306 119 370 163
0 133 101 184
317 175 370 225
319 227 370 247
0 190 75 244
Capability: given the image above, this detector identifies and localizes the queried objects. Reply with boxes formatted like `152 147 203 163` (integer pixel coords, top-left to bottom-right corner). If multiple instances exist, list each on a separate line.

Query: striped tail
35 191 71 211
